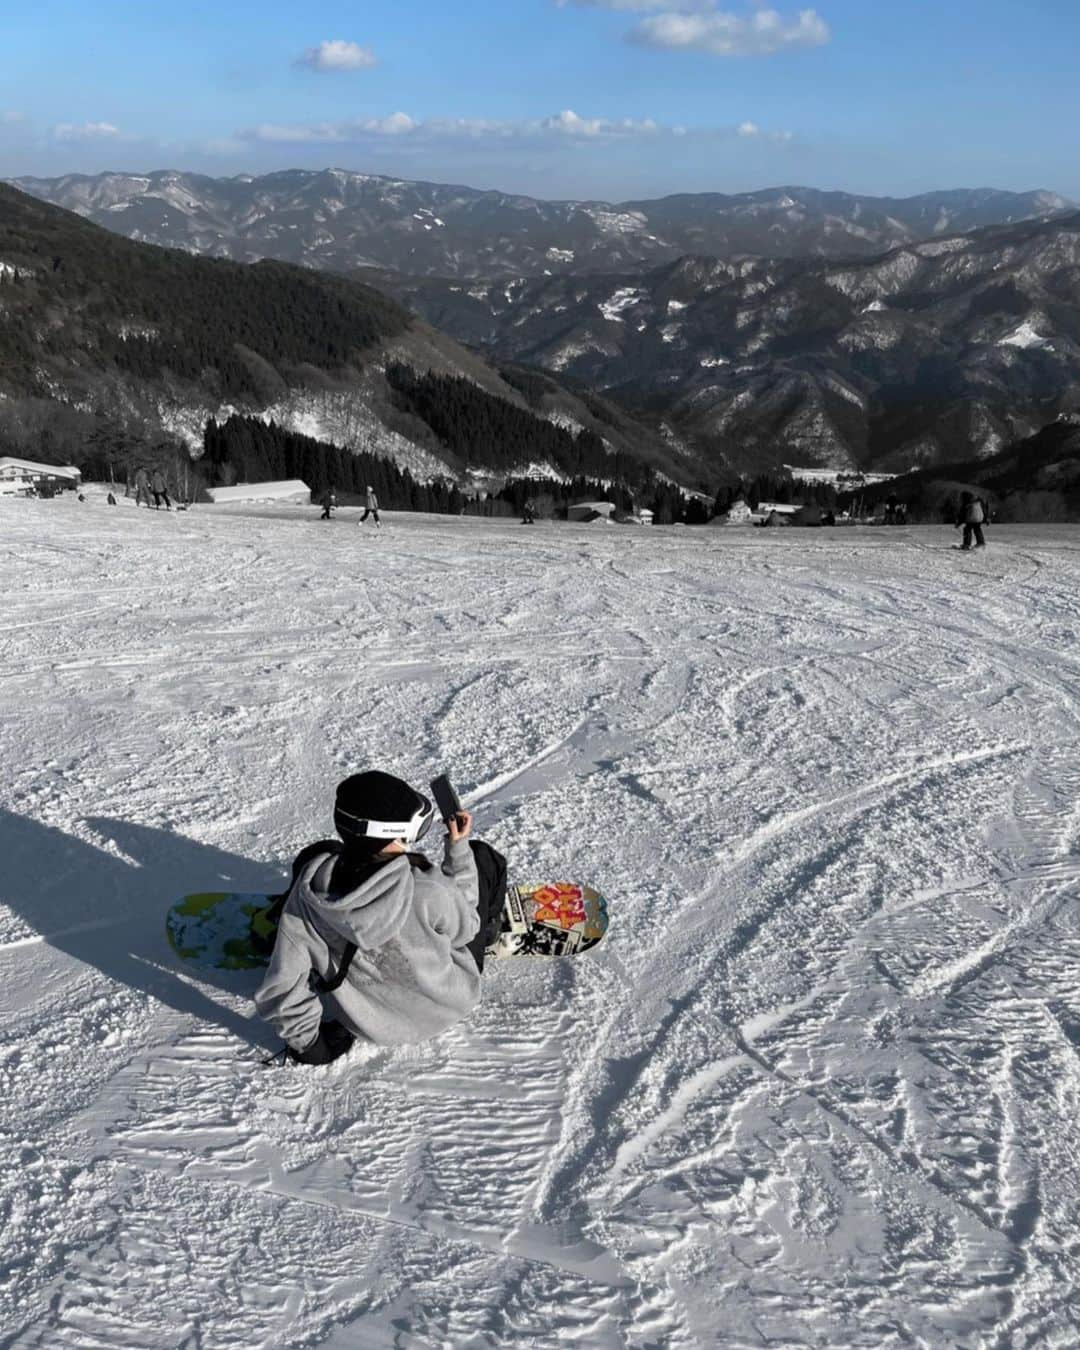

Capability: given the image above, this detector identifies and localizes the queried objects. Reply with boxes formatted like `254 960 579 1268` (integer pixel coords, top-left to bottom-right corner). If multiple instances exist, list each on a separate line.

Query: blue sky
2 0 1078 201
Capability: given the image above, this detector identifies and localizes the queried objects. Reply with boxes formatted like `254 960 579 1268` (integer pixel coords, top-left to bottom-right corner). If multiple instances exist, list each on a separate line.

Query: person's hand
448 809 473 843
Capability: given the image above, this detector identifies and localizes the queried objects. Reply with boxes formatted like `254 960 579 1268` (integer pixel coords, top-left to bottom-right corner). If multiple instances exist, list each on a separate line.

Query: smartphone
430 773 463 823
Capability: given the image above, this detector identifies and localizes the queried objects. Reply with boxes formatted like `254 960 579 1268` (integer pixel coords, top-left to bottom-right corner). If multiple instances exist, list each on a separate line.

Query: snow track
1 501 1078 1346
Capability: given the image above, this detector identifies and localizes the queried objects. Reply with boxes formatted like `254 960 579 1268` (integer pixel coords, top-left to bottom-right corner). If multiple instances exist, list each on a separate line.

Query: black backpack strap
317 943 358 993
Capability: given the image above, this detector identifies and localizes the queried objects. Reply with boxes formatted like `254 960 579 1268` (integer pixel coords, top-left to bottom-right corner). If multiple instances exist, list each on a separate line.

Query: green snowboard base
167 880 609 974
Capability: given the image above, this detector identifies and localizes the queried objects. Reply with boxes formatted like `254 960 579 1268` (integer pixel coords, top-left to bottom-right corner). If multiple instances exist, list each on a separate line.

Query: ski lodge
206 480 312 505
0 457 82 496
567 500 654 525
567 500 617 523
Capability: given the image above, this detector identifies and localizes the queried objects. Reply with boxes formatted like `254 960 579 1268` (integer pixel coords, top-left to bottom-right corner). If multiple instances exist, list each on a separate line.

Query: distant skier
254 771 506 1065
359 485 381 528
319 485 336 521
150 467 171 511
107 492 118 506
132 466 153 509
956 491 986 550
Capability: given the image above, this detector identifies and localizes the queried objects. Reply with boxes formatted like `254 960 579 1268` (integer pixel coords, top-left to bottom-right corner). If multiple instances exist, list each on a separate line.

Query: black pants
320 506 332 519
360 508 380 524
467 840 507 973
153 490 171 509
962 523 985 548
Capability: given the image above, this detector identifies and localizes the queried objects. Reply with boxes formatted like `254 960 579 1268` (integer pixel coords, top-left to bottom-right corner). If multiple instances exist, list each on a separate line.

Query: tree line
384 363 650 485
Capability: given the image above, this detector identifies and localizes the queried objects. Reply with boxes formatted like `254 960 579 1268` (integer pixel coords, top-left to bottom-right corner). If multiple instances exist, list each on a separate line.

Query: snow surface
2 500 1080 1347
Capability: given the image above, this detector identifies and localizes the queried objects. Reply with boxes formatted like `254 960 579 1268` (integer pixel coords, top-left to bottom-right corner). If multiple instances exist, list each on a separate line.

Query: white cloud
241 108 790 148
52 121 121 142
628 7 830 56
295 39 377 72
246 112 416 144
243 110 678 146
556 1 714 9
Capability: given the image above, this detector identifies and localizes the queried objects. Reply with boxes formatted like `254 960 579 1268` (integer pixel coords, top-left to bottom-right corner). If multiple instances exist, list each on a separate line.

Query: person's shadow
0 808 287 1048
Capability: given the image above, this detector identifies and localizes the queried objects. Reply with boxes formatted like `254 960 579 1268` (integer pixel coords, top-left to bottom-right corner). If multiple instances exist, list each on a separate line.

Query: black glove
287 1019 355 1066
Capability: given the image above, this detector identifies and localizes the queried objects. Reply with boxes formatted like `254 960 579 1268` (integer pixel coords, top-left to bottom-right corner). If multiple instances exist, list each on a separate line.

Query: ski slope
1 498 1078 1348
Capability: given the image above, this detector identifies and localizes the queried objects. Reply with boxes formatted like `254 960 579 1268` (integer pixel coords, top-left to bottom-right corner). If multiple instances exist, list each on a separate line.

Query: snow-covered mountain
11 169 1072 280
384 212 1080 471
0 183 683 486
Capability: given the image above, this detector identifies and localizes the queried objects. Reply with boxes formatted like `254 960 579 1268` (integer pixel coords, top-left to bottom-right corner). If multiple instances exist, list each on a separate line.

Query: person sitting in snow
254 771 507 1066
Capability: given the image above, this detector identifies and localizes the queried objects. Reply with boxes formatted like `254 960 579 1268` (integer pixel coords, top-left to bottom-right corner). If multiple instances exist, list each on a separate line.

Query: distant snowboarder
359 485 381 528
319 486 336 521
150 467 171 511
132 466 153 509
254 771 506 1065
956 492 986 550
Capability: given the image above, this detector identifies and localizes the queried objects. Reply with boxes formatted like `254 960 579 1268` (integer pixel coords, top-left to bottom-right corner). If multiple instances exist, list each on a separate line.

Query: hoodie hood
294 851 413 949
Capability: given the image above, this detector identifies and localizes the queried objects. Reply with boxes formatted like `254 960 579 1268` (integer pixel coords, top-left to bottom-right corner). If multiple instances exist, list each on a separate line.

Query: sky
2 0 1079 202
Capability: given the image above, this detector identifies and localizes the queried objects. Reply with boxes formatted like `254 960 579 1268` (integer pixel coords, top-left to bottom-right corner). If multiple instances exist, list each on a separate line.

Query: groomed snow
2 500 1079 1346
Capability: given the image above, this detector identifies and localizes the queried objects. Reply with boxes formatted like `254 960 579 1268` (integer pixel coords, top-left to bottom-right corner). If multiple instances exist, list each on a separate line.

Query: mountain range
0 183 679 488
380 210 1080 471
12 170 1072 280
7 170 1080 482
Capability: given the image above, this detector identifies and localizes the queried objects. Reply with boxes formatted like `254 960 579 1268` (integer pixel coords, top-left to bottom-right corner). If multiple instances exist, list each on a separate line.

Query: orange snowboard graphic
491 880 609 958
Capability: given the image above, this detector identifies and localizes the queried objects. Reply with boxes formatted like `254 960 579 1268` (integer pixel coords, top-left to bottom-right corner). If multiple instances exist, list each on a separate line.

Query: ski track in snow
1 500 1079 1347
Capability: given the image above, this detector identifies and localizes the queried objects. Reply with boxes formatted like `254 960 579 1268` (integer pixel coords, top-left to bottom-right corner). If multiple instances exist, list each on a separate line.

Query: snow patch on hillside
999 320 1053 351
544 410 585 434
598 288 643 323
916 237 970 258
584 208 647 235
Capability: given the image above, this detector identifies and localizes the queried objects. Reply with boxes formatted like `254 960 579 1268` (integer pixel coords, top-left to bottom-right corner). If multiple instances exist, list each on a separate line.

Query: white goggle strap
336 798 433 842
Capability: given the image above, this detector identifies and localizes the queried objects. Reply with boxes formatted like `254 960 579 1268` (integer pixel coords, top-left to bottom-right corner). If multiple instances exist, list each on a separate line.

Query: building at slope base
0 458 81 496
206 480 312 505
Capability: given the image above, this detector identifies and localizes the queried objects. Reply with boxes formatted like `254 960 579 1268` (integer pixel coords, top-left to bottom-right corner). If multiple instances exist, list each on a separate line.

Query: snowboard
166 880 609 974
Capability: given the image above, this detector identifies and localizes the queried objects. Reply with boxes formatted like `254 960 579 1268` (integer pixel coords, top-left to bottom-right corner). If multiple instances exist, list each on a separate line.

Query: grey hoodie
254 839 481 1052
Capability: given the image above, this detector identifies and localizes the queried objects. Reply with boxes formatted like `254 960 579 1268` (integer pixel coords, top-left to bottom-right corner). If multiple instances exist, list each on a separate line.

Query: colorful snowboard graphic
166 881 609 974
491 882 608 958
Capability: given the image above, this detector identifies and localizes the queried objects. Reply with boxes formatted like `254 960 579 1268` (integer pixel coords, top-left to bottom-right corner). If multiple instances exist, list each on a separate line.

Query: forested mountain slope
0 184 685 487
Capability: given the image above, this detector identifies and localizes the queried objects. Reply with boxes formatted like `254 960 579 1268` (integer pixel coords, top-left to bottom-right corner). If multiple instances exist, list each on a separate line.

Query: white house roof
568 500 616 513
206 480 311 504
0 457 81 480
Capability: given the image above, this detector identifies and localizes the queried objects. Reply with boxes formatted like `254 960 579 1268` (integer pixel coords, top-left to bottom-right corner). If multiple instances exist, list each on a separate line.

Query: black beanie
334 771 423 848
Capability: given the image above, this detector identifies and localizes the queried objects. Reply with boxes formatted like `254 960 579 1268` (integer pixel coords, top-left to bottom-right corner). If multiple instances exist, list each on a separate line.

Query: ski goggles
335 794 436 844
